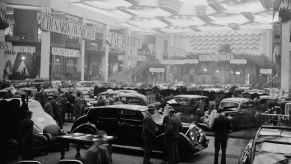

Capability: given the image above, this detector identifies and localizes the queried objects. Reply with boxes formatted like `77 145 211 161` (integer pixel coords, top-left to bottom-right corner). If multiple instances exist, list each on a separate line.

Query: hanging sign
51 47 80 58
149 67 165 73
199 54 233 62
230 59 247 64
37 12 98 40
161 59 199 65
259 68 272 74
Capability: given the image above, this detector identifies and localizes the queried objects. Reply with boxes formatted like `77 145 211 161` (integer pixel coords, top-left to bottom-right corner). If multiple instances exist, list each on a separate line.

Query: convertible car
239 126 291 164
71 104 209 161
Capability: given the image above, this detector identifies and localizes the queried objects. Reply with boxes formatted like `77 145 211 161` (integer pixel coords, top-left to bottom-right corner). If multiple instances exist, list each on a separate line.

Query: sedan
71 104 209 161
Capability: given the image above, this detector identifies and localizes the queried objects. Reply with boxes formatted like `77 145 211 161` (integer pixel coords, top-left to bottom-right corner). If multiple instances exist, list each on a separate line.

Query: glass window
220 101 239 111
89 108 119 118
120 110 143 121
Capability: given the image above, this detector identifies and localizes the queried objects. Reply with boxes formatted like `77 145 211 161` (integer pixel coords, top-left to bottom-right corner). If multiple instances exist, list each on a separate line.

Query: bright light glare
235 71 241 75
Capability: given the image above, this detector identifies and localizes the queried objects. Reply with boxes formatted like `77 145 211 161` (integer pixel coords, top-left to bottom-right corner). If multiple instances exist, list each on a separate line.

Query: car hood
254 152 291 164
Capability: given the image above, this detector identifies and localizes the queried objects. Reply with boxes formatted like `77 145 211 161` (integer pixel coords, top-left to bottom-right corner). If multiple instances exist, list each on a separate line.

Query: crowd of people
141 102 231 164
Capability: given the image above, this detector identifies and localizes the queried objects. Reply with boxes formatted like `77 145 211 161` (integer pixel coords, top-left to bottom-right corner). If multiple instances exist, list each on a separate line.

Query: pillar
80 39 85 81
281 21 291 92
40 31 50 79
103 24 109 82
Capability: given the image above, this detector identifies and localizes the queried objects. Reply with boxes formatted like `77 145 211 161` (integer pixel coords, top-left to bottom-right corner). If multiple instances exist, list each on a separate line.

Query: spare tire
72 123 97 134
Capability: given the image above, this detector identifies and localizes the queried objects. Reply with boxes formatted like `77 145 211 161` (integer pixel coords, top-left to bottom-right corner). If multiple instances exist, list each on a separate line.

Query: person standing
142 106 159 164
211 111 231 164
163 108 182 164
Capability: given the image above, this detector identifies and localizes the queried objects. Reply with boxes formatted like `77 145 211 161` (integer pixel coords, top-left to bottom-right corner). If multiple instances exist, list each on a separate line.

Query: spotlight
21 56 26 61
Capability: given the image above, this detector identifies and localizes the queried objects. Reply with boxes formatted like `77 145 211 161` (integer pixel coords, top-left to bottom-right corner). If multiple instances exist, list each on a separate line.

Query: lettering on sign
149 67 165 73
37 12 99 40
230 59 247 64
259 68 272 74
161 59 199 65
107 31 142 51
51 47 80 58
198 54 233 62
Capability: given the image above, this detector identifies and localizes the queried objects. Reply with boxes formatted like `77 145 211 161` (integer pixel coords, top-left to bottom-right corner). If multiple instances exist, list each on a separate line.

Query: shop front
37 10 102 81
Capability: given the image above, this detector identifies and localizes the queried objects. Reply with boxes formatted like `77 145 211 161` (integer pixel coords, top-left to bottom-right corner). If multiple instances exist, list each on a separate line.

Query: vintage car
95 89 148 106
219 97 258 130
165 95 209 121
71 104 209 161
75 81 97 95
239 126 291 164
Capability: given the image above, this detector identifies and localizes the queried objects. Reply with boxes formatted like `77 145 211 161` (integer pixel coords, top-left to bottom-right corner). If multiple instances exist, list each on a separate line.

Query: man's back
212 114 231 140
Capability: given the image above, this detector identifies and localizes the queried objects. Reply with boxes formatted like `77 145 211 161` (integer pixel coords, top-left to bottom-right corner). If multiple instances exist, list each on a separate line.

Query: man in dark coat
212 111 231 164
163 109 182 164
142 106 159 164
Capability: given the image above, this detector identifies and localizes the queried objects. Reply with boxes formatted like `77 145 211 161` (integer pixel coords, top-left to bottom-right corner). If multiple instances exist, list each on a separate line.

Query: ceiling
70 0 278 34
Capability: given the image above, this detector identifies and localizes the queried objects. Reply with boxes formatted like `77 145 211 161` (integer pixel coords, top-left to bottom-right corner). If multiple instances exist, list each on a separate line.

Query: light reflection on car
239 126 291 164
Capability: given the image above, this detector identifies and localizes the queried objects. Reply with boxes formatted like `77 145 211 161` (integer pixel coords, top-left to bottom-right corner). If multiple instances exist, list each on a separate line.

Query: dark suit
212 114 231 164
142 116 158 164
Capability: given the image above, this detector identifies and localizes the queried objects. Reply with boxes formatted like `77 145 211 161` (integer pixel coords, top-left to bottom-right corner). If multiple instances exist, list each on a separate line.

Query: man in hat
44 96 55 119
163 106 182 164
142 105 159 164
212 110 231 164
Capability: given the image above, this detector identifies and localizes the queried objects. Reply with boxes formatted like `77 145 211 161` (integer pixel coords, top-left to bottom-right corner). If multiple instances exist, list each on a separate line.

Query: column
0 30 5 80
80 39 85 81
103 24 109 82
40 31 50 79
281 21 291 92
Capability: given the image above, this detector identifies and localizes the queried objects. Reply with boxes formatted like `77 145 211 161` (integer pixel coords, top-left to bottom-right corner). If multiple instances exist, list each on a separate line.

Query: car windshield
220 102 239 110
253 129 291 164
254 142 291 164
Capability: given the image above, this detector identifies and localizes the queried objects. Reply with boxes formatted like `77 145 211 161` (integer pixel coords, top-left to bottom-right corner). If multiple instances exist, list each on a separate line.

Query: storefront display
1 43 40 80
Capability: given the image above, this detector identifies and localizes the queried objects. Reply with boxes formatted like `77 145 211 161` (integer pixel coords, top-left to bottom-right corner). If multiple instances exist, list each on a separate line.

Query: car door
119 109 144 146
239 101 257 128
95 108 120 138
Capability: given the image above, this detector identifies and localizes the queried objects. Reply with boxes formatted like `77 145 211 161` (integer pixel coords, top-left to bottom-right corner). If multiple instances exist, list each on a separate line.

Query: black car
71 104 208 160
239 126 291 164
219 97 258 130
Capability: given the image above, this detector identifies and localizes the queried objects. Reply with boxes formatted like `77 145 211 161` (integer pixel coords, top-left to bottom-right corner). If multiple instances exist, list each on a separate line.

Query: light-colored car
239 126 291 164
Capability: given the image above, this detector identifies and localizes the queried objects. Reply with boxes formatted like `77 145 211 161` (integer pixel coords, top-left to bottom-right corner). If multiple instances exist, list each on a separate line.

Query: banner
37 11 98 40
51 47 80 58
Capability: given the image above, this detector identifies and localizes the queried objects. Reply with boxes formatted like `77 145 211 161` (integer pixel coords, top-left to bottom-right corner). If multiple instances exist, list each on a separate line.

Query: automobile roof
173 95 207 99
93 104 148 112
221 97 250 103
259 95 278 100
